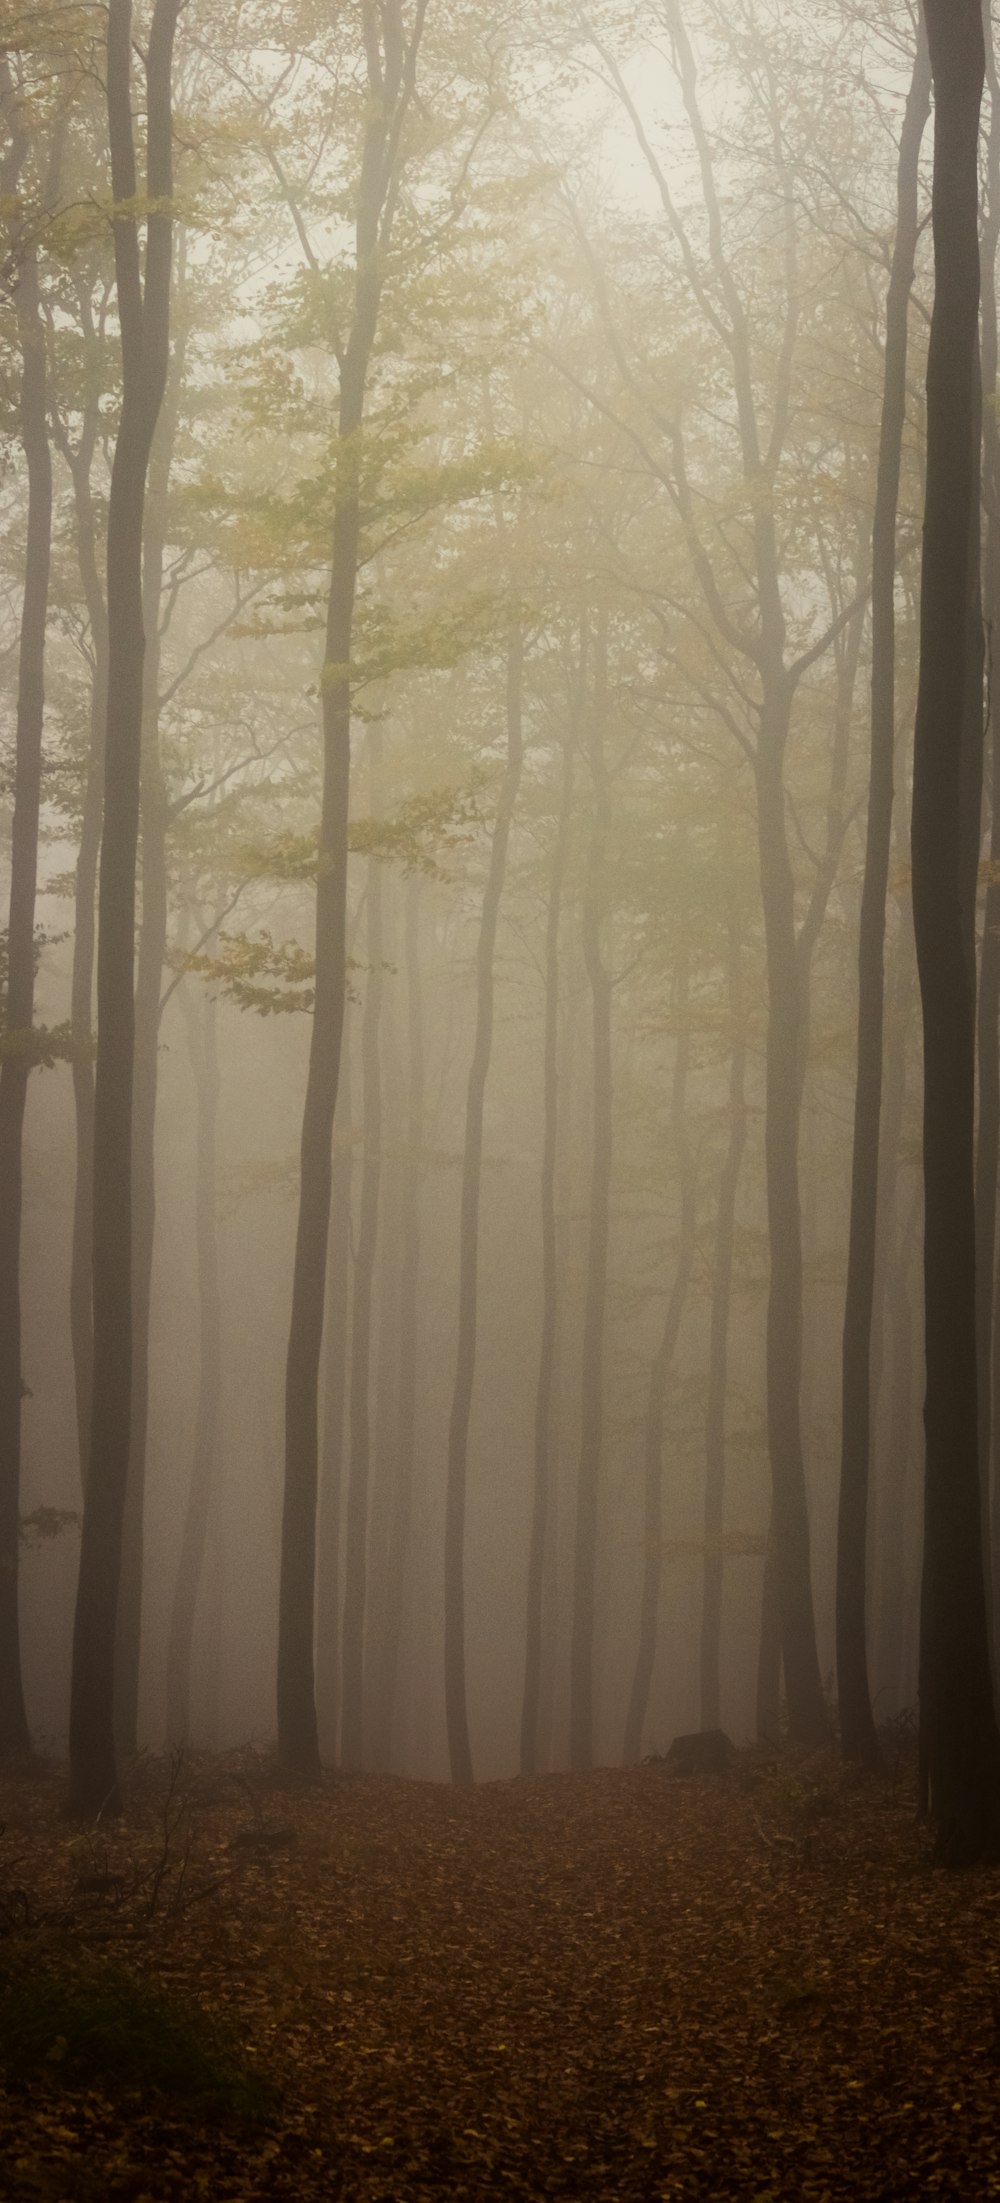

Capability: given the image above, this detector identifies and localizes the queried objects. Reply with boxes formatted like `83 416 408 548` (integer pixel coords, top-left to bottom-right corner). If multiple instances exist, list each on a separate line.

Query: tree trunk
315 1008 352 1766
975 3 1000 1682
0 90 53 1760
61 353 109 1492
277 5 424 1772
445 629 525 1783
165 972 221 1743
623 947 697 1764
570 619 613 1773
837 23 929 1767
68 0 181 1819
368 874 424 1770
341 748 385 1772
913 0 1000 1865
754 705 828 1746
756 1518 782 1743
116 344 181 1758
521 721 575 1775
700 903 748 1734
875 1186 920 1716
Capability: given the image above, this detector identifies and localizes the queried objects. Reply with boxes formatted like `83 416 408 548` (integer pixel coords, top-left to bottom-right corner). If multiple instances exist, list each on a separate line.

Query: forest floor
0 1742 998 2199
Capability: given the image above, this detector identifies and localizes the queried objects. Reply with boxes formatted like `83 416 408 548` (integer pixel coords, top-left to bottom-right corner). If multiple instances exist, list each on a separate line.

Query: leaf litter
0 1746 999 2198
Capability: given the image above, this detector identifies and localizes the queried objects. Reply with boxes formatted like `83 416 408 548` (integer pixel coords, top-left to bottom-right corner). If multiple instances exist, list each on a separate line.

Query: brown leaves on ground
1 1746 999 2199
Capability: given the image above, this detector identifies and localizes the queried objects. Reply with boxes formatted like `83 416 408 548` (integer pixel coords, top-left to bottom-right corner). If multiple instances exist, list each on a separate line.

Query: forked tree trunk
913 0 1000 1865
837 21 930 1767
623 947 697 1764
68 0 181 1819
700 903 748 1733
521 719 575 1775
445 629 525 1782
278 3 425 1774
0 84 54 1759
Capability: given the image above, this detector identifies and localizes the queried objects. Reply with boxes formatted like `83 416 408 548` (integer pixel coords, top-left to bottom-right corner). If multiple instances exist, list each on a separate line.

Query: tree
623 934 697 1764
68 0 182 1818
571 0 873 1746
341 736 386 1769
444 621 525 1783
0 58 58 1758
911 0 1000 1865
278 0 428 1777
165 941 221 1743
521 700 575 1775
837 16 930 1769
569 611 612 1772
700 888 748 1733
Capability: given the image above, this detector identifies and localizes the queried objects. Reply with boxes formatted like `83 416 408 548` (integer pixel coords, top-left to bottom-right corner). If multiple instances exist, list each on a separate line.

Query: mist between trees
1 0 998 1861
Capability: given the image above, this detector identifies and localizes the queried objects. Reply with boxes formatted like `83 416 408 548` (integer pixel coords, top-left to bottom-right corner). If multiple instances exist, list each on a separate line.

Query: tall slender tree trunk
623 947 697 1764
58 347 109 1490
875 1186 920 1716
116 342 182 1756
165 972 221 1743
975 5 1000 1680
315 1009 352 1766
445 629 525 1783
570 620 613 1773
363 873 402 1768
913 0 1000 1865
278 5 425 1773
68 0 181 1819
521 721 575 1775
341 751 385 1772
756 1519 782 1742
755 699 827 1746
367 874 424 1769
700 902 748 1734
837 24 930 1766
0 87 54 1759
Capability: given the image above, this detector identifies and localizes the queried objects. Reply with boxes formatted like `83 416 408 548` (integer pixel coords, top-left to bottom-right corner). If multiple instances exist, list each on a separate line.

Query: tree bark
278 2 425 1774
341 747 385 1772
445 628 525 1783
975 2 1000 1683
570 618 613 1773
54 288 110 1492
913 0 1000 1865
623 946 697 1764
700 901 748 1734
367 873 424 1770
521 719 575 1775
116 332 183 1757
68 0 181 1819
755 698 828 1746
165 969 221 1743
0 78 54 1759
315 1008 352 1766
837 21 930 1768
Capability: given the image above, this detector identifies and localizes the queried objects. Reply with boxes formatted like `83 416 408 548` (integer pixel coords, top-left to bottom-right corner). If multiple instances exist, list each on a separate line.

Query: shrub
0 1961 275 2127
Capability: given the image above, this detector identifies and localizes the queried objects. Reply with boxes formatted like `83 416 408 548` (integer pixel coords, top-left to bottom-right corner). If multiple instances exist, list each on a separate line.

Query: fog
0 0 964 1806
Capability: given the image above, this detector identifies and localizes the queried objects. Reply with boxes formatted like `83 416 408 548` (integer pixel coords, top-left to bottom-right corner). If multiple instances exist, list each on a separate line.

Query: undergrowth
0 1960 276 2127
